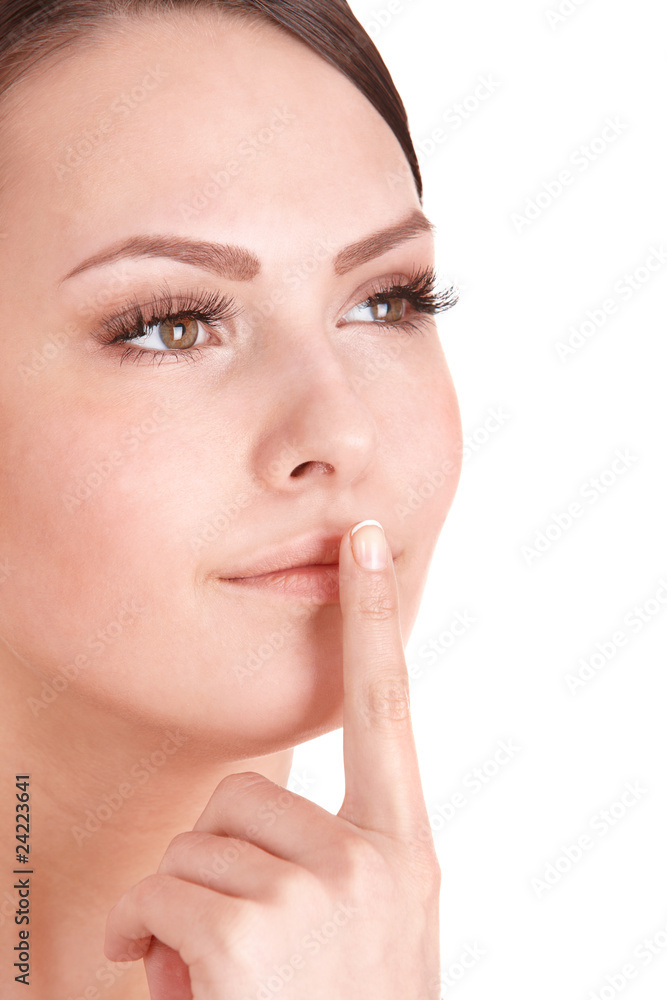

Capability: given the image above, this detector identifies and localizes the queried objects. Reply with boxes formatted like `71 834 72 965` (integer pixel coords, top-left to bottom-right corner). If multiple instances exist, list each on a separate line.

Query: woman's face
0 10 461 755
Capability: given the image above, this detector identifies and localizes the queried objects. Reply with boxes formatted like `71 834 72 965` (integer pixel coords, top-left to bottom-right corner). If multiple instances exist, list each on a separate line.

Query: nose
251 326 379 492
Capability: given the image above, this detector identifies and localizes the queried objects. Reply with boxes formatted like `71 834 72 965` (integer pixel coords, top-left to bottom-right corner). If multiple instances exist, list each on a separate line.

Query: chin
136 655 345 759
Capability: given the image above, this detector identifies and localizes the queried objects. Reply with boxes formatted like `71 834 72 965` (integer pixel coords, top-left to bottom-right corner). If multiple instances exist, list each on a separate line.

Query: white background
292 1 667 997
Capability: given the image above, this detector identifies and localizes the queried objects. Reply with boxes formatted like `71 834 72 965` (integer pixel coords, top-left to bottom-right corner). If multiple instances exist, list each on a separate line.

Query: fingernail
350 519 387 570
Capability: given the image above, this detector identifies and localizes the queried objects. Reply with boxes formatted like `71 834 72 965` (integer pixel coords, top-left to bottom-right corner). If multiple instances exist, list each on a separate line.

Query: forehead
0 10 418 281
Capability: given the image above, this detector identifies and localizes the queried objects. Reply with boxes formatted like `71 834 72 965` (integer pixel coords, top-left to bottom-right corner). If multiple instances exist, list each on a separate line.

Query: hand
105 519 442 1000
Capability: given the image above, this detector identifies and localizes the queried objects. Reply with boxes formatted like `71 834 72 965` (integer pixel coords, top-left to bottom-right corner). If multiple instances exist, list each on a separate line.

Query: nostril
291 461 334 477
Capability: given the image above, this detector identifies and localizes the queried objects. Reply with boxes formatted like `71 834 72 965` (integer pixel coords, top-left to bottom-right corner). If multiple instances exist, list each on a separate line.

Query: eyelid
89 263 455 367
341 269 424 313
339 265 456 322
92 283 238 341
91 263 442 326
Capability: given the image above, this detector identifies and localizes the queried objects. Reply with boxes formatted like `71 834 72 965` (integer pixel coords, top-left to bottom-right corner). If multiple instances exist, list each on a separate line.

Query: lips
222 562 342 603
213 527 398 604
218 531 349 581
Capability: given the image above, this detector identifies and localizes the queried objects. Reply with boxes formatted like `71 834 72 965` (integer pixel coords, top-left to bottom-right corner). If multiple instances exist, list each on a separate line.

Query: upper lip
217 528 397 580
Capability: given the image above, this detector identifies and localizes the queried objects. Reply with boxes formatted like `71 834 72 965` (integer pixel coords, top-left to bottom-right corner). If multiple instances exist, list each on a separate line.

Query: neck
0 649 293 1000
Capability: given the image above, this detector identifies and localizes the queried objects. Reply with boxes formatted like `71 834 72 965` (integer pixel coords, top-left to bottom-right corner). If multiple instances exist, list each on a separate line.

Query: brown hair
0 0 423 201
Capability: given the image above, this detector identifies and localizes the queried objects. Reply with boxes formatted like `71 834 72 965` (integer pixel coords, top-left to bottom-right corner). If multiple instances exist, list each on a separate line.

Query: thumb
143 937 192 1000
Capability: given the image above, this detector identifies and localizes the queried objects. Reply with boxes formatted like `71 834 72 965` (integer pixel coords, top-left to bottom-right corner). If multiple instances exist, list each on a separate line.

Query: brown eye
369 298 406 323
152 316 200 349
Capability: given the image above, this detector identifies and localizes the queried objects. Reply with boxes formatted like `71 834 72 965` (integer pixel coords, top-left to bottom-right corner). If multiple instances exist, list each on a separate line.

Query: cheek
0 337 461 743
367 342 461 639
380 342 462 528
0 390 220 675
0 385 343 746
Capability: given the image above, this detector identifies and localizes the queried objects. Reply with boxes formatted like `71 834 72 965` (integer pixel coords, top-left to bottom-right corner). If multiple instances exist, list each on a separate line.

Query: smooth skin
0 8 461 999
107 521 442 998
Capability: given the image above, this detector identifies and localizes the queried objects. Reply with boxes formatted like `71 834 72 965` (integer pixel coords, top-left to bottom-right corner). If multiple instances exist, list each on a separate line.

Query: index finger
337 519 431 842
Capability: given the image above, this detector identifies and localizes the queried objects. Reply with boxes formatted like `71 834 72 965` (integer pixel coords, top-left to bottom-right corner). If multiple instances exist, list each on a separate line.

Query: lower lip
218 564 340 604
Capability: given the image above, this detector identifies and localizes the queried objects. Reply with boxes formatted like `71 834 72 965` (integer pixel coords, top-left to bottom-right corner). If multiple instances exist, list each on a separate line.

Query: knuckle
203 897 265 961
216 770 265 795
187 897 246 963
166 830 202 856
133 873 167 908
362 672 411 727
357 584 397 622
267 864 320 909
334 835 389 888
157 832 194 872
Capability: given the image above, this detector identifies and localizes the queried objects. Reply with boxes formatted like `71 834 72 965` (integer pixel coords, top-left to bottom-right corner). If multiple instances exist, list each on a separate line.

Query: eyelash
92 267 458 367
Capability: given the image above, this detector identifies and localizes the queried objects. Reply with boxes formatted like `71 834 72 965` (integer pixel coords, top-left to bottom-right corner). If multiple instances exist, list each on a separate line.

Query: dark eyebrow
59 208 435 285
59 235 261 284
333 208 435 275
